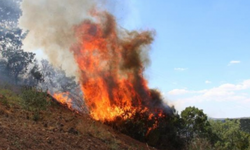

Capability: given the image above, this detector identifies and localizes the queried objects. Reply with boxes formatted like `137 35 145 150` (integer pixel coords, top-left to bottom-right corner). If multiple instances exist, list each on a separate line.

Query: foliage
0 27 36 84
0 0 21 24
240 118 250 133
0 0 34 85
40 60 79 93
24 60 44 86
108 109 151 142
180 106 212 142
20 87 51 120
39 59 85 112
106 107 185 150
147 111 185 149
0 87 22 107
180 108 250 150
21 87 50 111
3 49 35 84
0 91 9 106
210 119 250 150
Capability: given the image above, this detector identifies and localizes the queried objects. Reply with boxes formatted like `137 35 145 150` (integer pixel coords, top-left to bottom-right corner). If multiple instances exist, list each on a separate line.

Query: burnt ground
0 90 156 150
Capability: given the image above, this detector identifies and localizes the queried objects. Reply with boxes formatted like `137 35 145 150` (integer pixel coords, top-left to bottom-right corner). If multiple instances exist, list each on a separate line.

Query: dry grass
0 86 154 150
187 138 213 150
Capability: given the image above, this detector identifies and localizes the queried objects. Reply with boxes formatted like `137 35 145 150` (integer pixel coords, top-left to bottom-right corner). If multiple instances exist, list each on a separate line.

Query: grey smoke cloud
18 0 139 79
18 0 97 78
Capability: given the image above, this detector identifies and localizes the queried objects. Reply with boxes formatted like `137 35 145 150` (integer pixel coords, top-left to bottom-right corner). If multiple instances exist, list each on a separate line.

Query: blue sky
116 0 250 118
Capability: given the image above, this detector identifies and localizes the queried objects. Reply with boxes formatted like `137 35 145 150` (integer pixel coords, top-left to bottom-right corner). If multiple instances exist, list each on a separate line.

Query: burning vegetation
71 11 166 122
48 9 173 145
1 1 250 150
0 0 182 149
18 0 171 124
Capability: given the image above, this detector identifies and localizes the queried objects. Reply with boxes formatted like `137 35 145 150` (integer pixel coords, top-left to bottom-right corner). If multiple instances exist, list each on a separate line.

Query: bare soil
0 94 156 150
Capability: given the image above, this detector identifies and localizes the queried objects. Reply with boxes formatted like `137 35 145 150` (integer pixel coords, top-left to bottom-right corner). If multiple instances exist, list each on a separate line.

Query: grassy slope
0 88 156 150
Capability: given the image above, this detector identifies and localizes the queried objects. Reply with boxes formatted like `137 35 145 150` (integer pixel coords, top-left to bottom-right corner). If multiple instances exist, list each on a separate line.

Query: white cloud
167 79 250 118
169 79 250 97
205 80 211 84
228 60 241 66
174 68 188 71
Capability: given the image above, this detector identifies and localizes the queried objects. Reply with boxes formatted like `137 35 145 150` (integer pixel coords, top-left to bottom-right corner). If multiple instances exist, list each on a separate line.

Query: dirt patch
0 95 156 150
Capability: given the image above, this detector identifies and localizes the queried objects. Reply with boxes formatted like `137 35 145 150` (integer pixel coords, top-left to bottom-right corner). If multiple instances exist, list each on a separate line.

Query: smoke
18 0 142 78
69 10 169 121
18 0 172 120
18 0 98 77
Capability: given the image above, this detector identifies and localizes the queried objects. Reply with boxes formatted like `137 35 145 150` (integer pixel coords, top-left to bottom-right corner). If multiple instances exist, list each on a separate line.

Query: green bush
0 88 22 107
20 87 51 120
0 94 9 106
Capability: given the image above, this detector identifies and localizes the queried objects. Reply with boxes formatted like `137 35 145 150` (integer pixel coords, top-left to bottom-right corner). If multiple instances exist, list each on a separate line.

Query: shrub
20 86 51 120
0 88 23 107
0 94 8 106
106 108 185 150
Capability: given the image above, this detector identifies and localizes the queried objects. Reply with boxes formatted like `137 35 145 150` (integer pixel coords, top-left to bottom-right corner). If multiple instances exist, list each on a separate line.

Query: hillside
0 87 156 150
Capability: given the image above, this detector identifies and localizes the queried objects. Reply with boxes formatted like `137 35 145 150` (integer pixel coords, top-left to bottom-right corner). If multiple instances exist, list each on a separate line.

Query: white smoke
18 0 139 78
18 0 97 78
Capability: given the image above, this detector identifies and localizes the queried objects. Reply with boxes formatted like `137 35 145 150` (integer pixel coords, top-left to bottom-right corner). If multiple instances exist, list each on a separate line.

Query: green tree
0 0 21 24
0 28 35 84
240 118 250 133
210 119 250 150
1 49 35 84
181 106 211 142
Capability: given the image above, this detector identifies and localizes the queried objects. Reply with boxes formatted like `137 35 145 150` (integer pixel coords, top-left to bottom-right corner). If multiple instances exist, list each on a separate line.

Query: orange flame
53 92 73 109
69 11 156 122
50 10 166 125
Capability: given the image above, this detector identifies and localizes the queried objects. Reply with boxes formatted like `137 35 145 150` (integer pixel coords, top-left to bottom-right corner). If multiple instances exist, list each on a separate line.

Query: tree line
108 104 250 150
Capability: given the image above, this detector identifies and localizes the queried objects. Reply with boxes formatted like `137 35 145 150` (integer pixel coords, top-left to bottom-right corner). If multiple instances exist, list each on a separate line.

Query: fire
53 92 73 109
47 9 166 124
69 11 158 122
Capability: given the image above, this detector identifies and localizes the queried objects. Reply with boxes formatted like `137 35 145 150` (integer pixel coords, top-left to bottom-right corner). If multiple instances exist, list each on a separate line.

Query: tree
0 0 21 25
0 1 35 85
2 49 35 84
30 61 43 84
210 119 250 150
0 27 35 84
39 60 85 112
24 60 44 86
181 106 211 142
107 106 185 150
39 59 79 93
240 118 250 133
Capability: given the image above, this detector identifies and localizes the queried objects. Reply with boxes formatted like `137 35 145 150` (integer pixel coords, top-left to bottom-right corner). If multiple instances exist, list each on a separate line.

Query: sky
117 0 250 118
18 0 250 118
